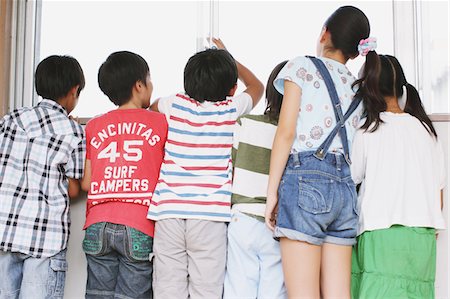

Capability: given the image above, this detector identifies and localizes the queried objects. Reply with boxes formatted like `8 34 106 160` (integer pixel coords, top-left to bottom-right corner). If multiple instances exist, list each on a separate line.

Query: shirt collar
37 99 68 116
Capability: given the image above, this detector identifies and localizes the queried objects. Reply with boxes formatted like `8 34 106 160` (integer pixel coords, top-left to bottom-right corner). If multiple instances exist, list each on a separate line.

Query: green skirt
351 225 436 299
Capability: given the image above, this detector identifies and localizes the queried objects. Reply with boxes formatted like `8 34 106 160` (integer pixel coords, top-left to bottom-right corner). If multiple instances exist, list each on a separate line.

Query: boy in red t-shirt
81 51 167 299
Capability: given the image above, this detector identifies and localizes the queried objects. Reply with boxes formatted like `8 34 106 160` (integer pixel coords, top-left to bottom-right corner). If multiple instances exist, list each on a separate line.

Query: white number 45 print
97 140 143 162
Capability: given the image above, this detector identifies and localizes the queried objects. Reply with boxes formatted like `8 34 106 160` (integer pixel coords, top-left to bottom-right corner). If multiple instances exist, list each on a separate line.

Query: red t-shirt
84 109 168 237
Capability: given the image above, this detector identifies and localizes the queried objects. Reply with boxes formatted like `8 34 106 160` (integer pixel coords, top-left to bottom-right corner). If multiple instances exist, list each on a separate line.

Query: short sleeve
157 96 176 116
274 56 310 95
65 138 86 179
232 92 252 116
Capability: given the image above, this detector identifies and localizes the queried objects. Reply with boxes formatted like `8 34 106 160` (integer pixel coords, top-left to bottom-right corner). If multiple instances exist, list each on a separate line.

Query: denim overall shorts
274 57 361 246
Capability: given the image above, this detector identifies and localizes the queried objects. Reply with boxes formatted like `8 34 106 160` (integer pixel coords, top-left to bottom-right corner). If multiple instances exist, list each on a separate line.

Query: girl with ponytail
351 55 446 298
265 6 374 298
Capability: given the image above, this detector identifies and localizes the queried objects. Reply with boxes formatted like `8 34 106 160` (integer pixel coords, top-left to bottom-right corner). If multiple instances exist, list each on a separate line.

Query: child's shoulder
286 56 314 69
237 114 275 125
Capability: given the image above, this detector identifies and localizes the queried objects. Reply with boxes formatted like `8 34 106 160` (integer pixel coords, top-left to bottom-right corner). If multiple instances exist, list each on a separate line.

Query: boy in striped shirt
148 38 263 299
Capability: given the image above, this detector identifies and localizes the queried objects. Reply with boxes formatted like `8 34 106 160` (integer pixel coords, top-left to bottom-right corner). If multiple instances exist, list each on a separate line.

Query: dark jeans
83 222 153 299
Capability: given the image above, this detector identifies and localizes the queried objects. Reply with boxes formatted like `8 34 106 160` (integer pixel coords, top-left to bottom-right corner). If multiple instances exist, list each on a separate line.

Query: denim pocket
125 226 153 262
48 251 67 298
82 222 106 255
298 177 333 214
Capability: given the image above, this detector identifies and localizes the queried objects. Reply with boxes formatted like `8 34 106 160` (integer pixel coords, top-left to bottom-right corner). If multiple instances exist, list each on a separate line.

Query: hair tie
358 37 377 56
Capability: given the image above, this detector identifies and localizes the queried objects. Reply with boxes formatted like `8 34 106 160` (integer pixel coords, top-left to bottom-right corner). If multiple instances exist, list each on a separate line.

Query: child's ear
319 27 329 43
69 85 80 98
228 84 238 97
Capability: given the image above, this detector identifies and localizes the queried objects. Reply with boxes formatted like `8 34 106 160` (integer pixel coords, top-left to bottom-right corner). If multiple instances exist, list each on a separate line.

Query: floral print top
274 56 363 153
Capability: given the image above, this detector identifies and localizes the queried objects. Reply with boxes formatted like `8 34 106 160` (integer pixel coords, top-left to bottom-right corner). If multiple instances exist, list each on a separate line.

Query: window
39 0 201 118
7 1 449 116
417 1 449 114
216 1 394 114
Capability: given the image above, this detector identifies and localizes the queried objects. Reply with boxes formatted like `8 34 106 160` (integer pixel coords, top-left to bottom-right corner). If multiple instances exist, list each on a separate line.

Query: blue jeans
274 151 358 246
83 222 153 299
0 249 67 299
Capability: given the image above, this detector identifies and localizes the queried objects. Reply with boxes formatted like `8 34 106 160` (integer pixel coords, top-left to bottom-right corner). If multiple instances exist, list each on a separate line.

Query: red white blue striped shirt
147 93 252 222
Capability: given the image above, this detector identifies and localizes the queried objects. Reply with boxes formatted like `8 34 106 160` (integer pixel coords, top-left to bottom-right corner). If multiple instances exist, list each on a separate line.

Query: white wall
64 121 450 299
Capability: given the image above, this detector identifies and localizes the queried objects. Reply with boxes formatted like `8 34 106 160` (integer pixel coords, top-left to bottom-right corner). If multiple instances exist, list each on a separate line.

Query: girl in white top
351 54 446 298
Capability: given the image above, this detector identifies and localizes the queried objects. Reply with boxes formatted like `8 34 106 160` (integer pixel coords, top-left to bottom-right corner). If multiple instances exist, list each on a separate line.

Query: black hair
324 6 370 60
378 55 437 137
35 55 85 101
98 51 149 106
184 49 238 103
325 6 384 132
264 60 288 122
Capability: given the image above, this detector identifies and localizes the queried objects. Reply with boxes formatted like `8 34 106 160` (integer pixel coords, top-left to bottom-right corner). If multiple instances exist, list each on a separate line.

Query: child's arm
68 178 81 199
81 159 91 192
212 38 264 108
150 99 160 112
265 81 301 230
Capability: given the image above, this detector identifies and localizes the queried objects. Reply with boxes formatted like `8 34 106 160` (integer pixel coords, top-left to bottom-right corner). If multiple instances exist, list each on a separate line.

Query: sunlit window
210 1 395 114
418 1 449 114
39 1 199 117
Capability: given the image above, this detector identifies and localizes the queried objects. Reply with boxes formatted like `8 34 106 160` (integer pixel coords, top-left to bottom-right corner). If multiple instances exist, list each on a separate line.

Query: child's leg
153 219 189 299
223 213 259 299
280 238 321 299
186 219 227 299
114 226 152 299
83 222 119 298
257 219 287 299
22 249 67 299
0 251 24 298
320 243 352 299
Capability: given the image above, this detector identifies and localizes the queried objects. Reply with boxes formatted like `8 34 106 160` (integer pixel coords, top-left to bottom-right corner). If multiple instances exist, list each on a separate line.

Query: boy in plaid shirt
0 55 85 299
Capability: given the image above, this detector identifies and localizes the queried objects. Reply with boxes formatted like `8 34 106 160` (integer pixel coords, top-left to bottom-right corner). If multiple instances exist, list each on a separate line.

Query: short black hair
98 51 149 106
184 49 238 103
35 55 85 101
264 60 288 122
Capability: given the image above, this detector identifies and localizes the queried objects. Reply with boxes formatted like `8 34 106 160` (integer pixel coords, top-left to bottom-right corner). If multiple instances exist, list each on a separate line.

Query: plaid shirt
0 99 85 258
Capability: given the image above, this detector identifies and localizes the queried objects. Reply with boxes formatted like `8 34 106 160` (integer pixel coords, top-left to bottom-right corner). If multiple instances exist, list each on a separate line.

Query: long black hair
264 60 288 122
378 55 437 137
325 6 384 132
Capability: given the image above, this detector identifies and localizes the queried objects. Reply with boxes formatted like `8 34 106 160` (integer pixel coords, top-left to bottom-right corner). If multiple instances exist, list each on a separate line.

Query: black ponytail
353 51 385 132
403 83 437 137
364 52 437 137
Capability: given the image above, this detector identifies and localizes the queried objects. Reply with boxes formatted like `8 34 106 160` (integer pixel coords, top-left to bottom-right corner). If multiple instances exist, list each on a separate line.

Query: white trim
87 192 153 200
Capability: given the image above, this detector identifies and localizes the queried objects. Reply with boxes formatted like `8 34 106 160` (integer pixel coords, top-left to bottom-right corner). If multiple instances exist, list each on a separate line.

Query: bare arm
68 178 81 199
212 38 264 108
265 81 302 230
81 159 91 192
150 99 160 112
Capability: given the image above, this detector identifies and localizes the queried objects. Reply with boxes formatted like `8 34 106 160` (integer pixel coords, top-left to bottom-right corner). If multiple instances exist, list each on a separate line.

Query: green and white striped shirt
232 114 278 220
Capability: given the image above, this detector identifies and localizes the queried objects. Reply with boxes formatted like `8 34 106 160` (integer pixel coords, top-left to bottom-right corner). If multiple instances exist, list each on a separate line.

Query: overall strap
307 56 361 164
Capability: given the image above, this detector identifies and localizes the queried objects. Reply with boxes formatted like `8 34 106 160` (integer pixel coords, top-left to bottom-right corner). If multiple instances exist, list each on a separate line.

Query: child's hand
265 194 279 231
211 38 226 51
